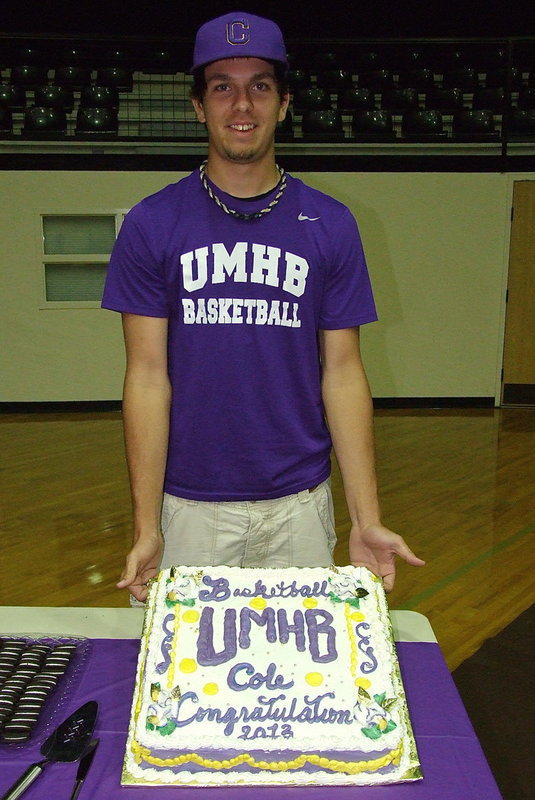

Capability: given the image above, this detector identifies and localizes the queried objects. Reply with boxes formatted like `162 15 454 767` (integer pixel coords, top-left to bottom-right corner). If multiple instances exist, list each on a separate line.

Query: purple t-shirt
102 170 377 501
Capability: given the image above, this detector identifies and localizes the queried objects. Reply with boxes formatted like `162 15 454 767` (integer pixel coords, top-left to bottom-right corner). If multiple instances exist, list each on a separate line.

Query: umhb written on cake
123 565 422 786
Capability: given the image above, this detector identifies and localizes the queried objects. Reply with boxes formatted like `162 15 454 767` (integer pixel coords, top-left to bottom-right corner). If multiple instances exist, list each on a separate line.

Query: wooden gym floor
1 406 534 671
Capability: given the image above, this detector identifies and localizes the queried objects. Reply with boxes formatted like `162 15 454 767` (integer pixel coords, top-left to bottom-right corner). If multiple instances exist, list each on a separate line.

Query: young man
102 12 424 602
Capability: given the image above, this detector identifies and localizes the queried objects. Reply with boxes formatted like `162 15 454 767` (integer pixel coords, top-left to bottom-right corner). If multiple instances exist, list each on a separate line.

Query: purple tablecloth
0 640 502 799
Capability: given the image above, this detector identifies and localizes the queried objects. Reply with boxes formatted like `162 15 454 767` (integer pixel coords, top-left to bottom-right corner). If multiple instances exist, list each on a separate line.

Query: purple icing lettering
305 608 337 663
239 606 277 648
227 661 294 692
173 691 199 727
228 662 254 690
199 575 230 602
254 580 268 596
155 612 175 674
264 661 294 690
197 606 237 666
276 609 306 650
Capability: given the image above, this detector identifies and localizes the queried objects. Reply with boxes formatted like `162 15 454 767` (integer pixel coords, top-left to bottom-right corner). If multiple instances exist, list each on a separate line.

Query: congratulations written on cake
123 565 422 786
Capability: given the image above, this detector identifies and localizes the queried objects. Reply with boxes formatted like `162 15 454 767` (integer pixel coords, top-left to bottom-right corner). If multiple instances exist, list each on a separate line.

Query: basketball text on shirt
180 241 309 327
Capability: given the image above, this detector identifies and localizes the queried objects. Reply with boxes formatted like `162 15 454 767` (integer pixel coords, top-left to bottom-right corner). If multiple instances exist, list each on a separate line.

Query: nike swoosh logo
298 213 320 221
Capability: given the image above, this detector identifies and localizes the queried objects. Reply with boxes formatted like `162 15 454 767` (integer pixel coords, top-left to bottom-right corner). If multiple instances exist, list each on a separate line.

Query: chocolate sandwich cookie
13 669 39 683
43 654 70 665
0 643 25 656
0 656 21 668
10 711 39 726
54 643 76 653
32 676 58 690
0 697 13 710
4 675 28 688
18 694 46 713
17 697 43 709
45 650 72 662
0 688 23 703
20 650 46 665
3 674 26 687
23 687 49 703
1 723 31 742
0 681 21 692
0 656 20 670
28 644 51 655
0 710 12 727
15 709 41 723
44 659 70 671
40 667 65 680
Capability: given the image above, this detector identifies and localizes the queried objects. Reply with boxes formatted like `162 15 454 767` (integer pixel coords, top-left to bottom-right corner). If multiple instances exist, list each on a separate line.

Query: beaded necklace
199 160 287 221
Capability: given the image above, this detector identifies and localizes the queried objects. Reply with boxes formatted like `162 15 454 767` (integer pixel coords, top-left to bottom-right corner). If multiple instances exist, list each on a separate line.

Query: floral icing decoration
165 568 201 608
352 686 397 740
146 682 182 736
328 573 369 609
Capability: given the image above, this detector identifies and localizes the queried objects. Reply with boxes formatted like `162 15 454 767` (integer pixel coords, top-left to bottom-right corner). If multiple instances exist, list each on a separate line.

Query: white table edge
0 607 437 643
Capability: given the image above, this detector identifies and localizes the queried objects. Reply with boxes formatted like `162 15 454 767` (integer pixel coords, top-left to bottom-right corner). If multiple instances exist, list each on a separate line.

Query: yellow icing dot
203 682 219 695
179 658 197 673
249 597 267 610
182 609 199 623
350 611 366 622
355 677 371 689
302 597 317 608
305 672 323 687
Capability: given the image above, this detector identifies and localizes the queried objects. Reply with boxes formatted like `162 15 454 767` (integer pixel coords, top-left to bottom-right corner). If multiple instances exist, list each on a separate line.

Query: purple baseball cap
191 11 288 73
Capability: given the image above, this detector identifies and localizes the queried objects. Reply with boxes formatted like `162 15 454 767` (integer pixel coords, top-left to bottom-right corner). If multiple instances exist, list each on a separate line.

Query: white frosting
123 566 420 786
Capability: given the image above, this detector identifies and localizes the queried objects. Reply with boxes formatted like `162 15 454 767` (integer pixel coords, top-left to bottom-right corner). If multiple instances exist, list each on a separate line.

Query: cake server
68 737 99 800
0 701 98 800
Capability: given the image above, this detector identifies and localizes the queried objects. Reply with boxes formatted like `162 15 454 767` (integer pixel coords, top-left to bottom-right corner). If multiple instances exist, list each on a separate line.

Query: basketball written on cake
123 565 422 786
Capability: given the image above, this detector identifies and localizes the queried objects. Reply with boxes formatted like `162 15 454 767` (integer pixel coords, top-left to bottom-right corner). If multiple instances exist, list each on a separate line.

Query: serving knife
69 738 99 800
0 701 98 800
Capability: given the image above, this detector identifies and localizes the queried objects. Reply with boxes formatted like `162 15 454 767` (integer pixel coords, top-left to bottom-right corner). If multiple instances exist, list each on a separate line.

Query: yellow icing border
167 603 180 690
132 740 403 775
134 589 156 719
345 601 358 678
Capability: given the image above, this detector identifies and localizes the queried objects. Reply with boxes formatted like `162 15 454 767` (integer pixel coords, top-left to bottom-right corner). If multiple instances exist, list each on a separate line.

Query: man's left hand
349 523 425 593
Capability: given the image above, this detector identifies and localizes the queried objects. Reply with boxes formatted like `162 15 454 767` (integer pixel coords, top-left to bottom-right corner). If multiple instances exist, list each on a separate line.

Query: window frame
38 211 128 309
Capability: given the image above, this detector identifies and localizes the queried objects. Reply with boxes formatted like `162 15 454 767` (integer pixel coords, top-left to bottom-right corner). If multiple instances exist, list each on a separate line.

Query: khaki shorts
159 479 336 569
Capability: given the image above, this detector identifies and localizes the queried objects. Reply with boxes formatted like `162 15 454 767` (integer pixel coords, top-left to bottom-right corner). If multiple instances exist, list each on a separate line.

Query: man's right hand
116 534 163 602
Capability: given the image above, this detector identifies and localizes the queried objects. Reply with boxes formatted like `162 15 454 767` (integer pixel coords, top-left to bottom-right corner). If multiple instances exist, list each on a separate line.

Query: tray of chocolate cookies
0 634 91 746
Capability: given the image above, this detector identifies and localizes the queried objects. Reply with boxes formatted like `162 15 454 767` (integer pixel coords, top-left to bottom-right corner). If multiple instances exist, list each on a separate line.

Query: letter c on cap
226 19 250 46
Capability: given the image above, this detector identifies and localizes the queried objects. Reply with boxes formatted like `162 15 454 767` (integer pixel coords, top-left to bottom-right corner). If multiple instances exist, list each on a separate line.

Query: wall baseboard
373 397 495 409
0 401 123 414
0 398 496 414
502 384 535 406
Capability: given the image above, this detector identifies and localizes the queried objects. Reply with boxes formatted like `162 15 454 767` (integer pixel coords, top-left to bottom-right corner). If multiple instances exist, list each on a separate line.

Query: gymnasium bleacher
0 34 533 151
